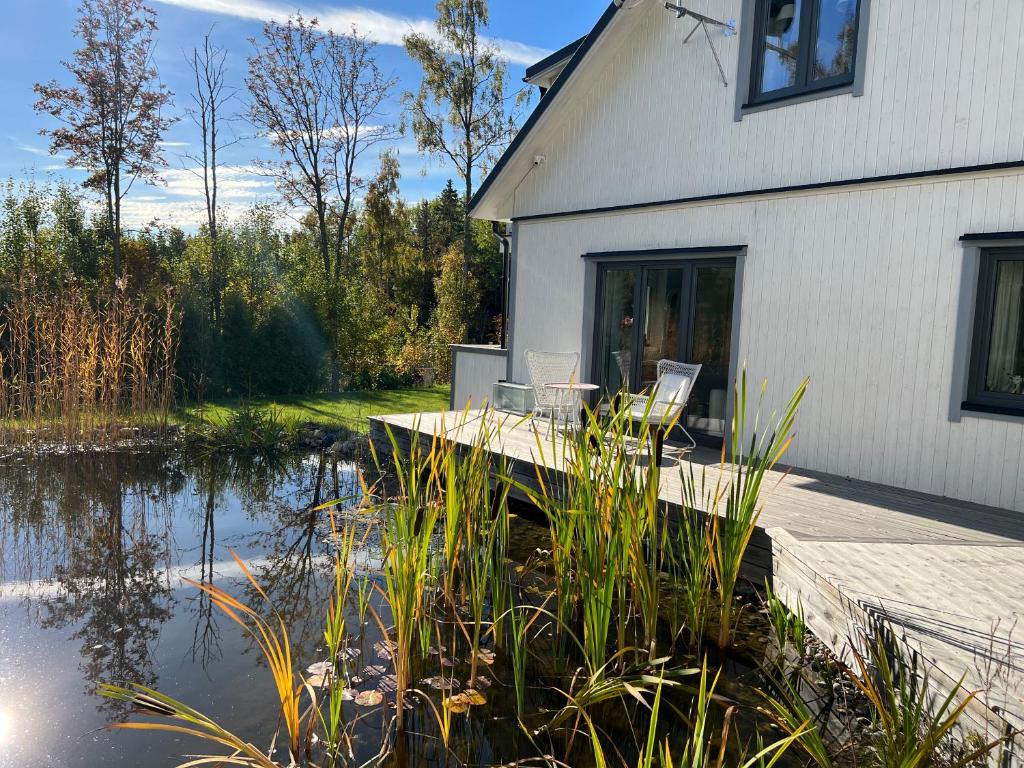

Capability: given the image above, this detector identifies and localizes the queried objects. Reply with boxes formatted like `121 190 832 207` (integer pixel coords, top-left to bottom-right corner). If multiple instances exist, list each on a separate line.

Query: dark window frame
748 0 862 106
964 248 1024 416
590 253 739 443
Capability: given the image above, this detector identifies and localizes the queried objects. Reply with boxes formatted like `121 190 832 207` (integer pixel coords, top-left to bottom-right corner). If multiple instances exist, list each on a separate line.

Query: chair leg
654 427 665 467
678 424 697 453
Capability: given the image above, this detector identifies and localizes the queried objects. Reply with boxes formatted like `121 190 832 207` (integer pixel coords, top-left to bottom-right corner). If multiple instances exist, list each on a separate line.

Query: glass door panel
639 268 685 391
596 269 637 395
594 260 736 439
686 264 736 437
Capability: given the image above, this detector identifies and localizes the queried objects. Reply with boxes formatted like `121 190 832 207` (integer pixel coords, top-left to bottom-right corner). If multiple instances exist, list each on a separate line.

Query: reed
674 465 715 653
371 422 444 732
662 660 805 768
763 578 807 662
0 279 178 444
846 631 1002 768
525 396 670 674
322 503 361 760
708 373 807 649
101 547 308 765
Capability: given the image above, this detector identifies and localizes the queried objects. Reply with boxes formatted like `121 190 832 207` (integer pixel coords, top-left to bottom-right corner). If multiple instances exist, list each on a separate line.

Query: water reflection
0 449 359 766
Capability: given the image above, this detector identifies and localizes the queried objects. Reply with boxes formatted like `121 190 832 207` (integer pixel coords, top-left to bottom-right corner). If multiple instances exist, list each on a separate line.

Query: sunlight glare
0 708 10 744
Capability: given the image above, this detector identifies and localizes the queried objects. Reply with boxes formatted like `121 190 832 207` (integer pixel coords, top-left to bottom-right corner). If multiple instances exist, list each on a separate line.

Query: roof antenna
664 3 736 87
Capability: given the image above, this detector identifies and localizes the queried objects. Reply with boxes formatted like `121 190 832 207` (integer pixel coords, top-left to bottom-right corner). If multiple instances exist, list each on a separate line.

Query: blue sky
2 0 606 231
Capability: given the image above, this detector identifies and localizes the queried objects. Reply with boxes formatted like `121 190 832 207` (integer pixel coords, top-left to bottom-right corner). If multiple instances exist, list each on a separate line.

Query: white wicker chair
627 360 702 460
525 350 580 427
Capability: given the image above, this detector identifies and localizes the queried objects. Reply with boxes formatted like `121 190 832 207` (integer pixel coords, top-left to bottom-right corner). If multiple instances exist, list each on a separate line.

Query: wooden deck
369 409 1024 748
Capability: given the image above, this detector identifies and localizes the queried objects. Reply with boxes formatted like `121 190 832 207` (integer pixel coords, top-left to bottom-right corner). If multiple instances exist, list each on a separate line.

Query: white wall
504 0 1024 220
508 172 1024 512
451 346 508 411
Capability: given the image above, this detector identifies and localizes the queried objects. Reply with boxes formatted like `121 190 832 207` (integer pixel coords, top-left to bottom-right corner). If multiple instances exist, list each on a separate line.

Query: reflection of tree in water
241 452 363 660
0 452 181 720
0 448 365 719
183 452 314 668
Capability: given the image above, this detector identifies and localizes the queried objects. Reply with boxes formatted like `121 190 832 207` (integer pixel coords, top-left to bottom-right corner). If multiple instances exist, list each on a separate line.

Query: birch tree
404 0 527 262
185 31 238 325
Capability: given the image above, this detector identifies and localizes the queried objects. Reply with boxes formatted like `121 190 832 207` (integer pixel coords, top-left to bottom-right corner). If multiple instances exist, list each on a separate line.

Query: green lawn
180 385 450 435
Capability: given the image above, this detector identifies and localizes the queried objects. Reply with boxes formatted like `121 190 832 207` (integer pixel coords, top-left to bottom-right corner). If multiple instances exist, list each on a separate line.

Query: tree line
4 0 527 398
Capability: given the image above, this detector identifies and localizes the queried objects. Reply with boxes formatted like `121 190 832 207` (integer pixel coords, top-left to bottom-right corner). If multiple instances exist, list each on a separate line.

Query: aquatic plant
372 422 443 732
525 395 671 674
763 578 808 661
709 373 807 649
188 404 296 452
846 632 1000 768
661 660 805 768
674 467 715 652
0 280 179 445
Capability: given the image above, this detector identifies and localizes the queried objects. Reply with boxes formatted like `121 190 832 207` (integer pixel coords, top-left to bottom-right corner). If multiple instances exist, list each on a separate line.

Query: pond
3 438 983 768
0 447 785 767
0 449 371 766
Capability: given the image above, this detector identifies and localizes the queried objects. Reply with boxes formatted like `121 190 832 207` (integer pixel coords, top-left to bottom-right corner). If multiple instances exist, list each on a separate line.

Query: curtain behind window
986 260 1024 394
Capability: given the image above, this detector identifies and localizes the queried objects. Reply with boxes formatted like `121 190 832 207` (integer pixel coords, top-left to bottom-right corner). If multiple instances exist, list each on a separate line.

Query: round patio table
545 382 600 431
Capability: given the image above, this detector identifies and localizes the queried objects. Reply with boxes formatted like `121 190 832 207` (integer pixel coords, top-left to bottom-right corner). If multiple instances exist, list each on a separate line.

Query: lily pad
462 688 487 705
475 649 495 665
354 690 384 707
419 676 460 691
306 661 332 676
361 664 387 678
443 693 471 713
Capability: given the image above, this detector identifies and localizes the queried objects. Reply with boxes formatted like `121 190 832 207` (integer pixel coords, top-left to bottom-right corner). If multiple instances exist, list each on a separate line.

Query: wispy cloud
151 0 551 66
158 140 192 148
9 137 50 157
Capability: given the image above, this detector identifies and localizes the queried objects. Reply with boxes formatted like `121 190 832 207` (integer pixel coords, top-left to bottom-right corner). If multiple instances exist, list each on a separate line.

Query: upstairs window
749 0 861 105
966 250 1024 415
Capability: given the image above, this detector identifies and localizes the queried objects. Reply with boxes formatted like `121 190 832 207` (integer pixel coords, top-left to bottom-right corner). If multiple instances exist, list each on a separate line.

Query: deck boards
369 409 1024 747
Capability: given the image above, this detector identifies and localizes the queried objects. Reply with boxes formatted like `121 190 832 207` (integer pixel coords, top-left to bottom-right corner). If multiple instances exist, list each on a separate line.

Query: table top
545 382 600 391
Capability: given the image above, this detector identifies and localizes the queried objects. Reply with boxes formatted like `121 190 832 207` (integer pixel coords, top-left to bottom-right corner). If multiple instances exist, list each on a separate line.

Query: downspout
491 221 511 350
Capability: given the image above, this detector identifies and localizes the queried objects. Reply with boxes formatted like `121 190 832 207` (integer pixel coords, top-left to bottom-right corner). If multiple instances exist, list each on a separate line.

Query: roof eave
469 2 624 221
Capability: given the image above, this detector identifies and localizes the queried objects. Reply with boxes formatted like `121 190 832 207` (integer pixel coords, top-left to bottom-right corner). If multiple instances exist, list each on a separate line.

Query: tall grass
707 373 807 649
370 420 447 731
0 280 178 444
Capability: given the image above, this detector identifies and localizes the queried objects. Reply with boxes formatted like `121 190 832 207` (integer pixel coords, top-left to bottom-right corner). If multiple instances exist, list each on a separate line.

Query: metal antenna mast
664 3 736 87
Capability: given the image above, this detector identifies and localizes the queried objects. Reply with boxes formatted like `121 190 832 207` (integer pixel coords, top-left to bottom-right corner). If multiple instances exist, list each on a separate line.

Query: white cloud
120 164 277 228
151 0 551 66
159 140 192 148
10 137 50 157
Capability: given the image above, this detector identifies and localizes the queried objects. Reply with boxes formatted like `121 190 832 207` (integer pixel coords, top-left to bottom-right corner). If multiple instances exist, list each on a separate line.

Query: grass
180 386 450 435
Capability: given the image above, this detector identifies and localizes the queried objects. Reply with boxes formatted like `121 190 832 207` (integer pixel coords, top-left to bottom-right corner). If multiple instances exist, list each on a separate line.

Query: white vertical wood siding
507 0 1024 220
452 347 508 411
508 173 1024 512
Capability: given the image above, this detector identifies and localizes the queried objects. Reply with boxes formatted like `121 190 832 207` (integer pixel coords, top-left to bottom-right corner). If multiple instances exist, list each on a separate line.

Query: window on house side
749 0 861 105
966 249 1024 415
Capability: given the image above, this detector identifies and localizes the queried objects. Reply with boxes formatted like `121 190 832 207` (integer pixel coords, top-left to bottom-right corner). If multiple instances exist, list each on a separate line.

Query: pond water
0 449 373 767
0 448 809 768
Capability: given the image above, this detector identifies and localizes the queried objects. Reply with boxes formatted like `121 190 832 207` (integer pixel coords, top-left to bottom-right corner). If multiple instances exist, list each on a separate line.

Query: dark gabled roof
523 35 587 81
469 2 622 217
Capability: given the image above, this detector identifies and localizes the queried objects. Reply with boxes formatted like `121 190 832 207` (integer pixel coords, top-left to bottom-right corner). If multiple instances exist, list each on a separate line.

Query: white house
454 0 1024 514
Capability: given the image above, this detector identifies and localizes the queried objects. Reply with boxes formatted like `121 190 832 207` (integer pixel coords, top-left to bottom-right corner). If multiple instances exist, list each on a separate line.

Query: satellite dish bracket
664 3 736 87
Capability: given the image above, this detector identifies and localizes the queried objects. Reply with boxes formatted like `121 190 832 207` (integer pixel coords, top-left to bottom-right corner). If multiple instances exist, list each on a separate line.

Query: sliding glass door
594 258 736 438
